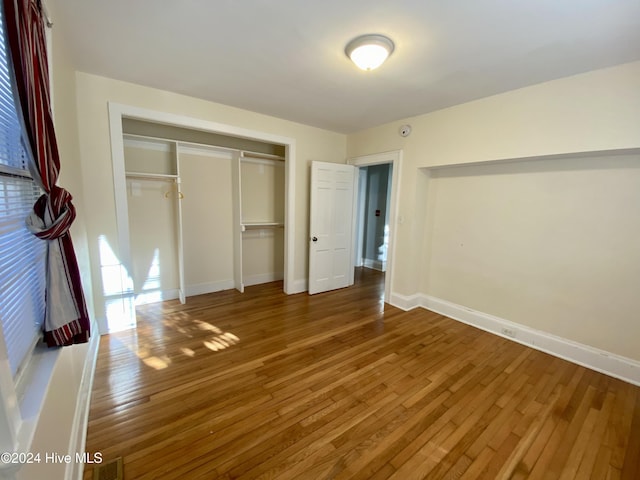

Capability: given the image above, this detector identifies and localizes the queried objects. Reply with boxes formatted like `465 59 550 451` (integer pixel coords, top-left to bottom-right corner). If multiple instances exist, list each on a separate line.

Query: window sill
0 344 60 473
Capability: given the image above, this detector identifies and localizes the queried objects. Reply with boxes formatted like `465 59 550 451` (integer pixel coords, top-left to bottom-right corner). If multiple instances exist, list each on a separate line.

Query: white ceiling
52 0 640 133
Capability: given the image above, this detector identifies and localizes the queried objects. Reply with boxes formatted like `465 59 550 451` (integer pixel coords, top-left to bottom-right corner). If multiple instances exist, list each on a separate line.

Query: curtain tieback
26 185 77 240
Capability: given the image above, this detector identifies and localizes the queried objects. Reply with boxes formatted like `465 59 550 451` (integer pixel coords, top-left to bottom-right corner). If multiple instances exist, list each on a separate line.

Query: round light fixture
345 34 395 71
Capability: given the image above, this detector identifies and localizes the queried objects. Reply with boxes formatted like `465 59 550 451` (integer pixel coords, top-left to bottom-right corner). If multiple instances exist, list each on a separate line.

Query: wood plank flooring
83 268 640 479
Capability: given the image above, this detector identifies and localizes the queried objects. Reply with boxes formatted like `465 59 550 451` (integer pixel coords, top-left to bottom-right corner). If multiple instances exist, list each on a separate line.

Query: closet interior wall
237 155 285 291
122 120 285 305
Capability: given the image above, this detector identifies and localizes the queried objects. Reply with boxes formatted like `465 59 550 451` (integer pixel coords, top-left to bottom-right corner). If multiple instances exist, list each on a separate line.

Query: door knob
312 236 318 242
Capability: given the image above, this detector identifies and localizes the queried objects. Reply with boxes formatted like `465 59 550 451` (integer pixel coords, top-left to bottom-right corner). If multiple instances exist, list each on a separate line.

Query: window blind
0 4 46 378
0 177 46 377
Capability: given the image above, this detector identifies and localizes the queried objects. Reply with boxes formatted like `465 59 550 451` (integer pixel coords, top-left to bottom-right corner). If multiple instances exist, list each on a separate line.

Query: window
0 5 70 461
0 4 46 380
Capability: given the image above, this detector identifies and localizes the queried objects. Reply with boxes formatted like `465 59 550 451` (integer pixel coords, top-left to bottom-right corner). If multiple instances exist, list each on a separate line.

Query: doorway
348 150 401 303
354 163 393 272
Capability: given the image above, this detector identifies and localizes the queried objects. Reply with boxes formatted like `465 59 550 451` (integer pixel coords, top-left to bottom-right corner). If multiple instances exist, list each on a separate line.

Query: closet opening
106 103 296 334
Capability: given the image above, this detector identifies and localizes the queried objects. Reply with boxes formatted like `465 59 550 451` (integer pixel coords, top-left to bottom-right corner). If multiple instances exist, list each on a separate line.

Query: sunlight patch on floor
142 355 170 370
180 347 195 357
204 331 240 352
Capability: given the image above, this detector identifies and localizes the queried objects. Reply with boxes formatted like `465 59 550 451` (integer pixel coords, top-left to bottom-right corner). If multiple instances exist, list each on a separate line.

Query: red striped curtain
3 0 90 346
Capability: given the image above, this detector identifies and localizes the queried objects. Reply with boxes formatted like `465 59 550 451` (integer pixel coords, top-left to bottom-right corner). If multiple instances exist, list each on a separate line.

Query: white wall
348 61 640 166
180 150 235 294
241 159 285 285
242 228 285 286
424 153 640 360
20 341 94 480
74 72 346 324
124 144 180 300
347 61 640 363
241 160 285 224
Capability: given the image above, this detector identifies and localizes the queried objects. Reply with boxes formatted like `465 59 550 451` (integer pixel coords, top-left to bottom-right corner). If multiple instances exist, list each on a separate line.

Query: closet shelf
241 222 284 231
126 171 178 180
240 151 285 162
124 132 285 162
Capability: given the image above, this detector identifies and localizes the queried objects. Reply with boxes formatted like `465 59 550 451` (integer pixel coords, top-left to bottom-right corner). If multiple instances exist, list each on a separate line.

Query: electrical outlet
501 328 516 338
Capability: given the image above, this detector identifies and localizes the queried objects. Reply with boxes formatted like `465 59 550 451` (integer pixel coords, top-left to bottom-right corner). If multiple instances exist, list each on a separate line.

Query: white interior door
308 161 355 295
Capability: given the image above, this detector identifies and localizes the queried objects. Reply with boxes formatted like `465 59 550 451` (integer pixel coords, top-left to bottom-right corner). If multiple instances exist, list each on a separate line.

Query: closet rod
123 132 285 161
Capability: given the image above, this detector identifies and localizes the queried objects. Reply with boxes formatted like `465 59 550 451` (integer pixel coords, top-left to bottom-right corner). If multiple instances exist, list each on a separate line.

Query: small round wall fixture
345 34 395 71
399 124 412 137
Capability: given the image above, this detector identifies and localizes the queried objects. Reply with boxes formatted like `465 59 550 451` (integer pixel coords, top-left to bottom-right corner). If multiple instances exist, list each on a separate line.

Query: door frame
108 103 297 316
354 167 368 267
348 150 402 303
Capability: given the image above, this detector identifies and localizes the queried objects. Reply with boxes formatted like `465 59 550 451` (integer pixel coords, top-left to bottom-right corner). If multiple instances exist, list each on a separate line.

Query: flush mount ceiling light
345 34 395 71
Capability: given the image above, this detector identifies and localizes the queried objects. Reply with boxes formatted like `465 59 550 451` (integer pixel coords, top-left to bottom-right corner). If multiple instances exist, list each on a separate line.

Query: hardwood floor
83 268 640 479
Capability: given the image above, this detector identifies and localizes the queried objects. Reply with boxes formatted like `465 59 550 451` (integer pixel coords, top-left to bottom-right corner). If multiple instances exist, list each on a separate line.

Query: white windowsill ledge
0 345 60 475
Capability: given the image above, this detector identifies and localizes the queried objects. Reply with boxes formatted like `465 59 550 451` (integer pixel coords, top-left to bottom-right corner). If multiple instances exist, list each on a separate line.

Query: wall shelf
241 222 284 231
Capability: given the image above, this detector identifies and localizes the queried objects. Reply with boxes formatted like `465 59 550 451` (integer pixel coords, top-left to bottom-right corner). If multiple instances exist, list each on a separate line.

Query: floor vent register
93 457 123 480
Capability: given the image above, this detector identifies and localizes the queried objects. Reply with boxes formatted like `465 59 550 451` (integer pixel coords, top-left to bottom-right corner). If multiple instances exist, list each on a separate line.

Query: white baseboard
289 278 308 294
389 292 423 311
390 292 640 386
134 282 237 304
67 322 101 480
136 276 290 301
185 280 235 297
134 289 179 306
243 272 284 288
363 258 386 271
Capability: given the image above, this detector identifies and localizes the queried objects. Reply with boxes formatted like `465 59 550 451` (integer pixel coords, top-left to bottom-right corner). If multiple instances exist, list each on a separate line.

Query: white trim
67 325 100 480
423 147 640 171
240 157 285 167
107 103 133 307
175 145 186 304
0 347 60 477
389 291 423 311
107 103 296 301
363 258 385 271
405 294 640 386
232 152 243 293
283 143 295 294
243 272 284 287
242 223 284 230
125 172 177 180
241 151 285 161
0 331 19 454
179 277 288 297
178 144 234 160
123 133 284 161
290 278 308 294
134 289 180 305
123 136 172 153
110 103 294 146
348 150 402 304
185 281 236 298
354 168 367 269
12 348 60 455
